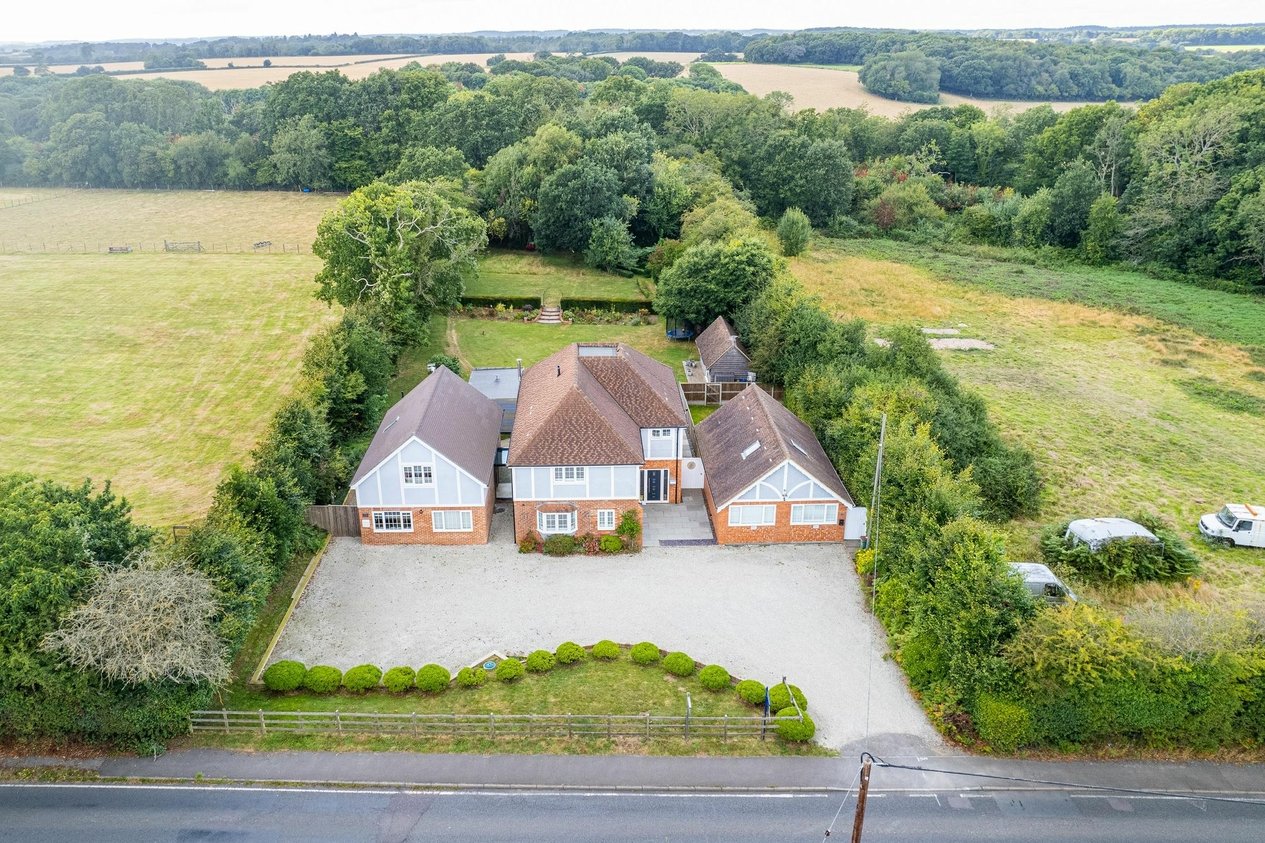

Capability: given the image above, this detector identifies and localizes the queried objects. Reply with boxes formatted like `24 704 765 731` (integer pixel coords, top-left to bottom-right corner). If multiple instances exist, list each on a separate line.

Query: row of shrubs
519 512 642 555
263 641 816 742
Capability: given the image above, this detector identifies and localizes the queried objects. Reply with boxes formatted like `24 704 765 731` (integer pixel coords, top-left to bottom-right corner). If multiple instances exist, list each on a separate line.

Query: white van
1199 504 1265 549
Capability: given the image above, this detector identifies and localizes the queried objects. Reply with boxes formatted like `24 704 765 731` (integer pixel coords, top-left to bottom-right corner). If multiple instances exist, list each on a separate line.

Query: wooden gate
306 505 360 536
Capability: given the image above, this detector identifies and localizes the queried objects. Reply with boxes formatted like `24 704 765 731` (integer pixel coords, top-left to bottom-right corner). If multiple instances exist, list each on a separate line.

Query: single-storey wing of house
349 366 503 545
508 342 691 543
695 384 854 544
695 315 754 383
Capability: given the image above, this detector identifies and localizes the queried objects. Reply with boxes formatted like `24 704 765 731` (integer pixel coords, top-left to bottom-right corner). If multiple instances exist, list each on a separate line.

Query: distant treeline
745 30 1265 101
0 31 760 68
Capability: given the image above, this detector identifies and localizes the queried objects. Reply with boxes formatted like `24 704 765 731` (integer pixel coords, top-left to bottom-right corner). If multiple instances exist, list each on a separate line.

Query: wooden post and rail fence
188 709 796 743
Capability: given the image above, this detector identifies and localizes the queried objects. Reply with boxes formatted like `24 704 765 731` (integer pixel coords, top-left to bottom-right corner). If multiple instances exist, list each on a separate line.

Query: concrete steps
537 306 563 325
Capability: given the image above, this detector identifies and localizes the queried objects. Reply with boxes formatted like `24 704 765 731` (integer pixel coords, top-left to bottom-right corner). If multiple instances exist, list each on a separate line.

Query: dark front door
646 469 663 503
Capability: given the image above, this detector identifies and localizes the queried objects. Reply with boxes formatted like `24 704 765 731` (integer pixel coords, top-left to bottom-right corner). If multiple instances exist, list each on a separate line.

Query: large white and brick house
508 343 692 543
349 366 503 545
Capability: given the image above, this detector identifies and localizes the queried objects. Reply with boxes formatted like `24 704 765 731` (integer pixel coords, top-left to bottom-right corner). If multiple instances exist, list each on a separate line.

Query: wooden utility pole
850 758 873 843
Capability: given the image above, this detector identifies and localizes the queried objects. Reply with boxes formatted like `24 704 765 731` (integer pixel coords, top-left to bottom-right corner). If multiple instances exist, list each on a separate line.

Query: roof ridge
749 386 788 458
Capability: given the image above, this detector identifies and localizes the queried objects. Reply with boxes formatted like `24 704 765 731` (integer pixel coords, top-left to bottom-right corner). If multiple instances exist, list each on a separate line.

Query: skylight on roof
741 441 761 459
792 440 808 456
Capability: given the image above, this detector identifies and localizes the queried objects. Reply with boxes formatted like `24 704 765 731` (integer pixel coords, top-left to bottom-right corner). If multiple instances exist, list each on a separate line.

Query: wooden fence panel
305 505 360 536
681 382 782 406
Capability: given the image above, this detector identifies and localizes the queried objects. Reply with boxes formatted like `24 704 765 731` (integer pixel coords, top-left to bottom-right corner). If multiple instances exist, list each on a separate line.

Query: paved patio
642 490 715 546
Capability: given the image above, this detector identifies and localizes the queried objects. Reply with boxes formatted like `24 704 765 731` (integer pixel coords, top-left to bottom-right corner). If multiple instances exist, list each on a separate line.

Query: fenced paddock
190 710 791 743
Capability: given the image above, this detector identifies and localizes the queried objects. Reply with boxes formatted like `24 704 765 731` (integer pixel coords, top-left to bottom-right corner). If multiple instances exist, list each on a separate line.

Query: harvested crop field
0 188 340 252
712 63 1118 115
126 52 538 88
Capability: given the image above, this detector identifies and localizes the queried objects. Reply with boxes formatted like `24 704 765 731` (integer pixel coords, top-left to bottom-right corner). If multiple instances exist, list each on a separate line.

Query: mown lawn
450 317 693 378
0 252 334 525
207 654 822 756
469 250 647 305
791 242 1265 607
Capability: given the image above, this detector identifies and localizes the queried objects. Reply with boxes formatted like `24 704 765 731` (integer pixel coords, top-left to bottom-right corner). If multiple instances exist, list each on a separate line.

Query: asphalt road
1 783 1262 842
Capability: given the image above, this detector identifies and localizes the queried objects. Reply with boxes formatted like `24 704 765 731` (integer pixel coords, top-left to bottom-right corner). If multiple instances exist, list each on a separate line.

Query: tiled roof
695 316 750 369
695 385 852 508
507 344 688 466
351 366 503 486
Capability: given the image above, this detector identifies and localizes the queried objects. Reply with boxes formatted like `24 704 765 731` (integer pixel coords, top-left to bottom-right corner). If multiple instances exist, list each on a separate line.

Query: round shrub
598 535 623 553
496 658 525 682
416 663 452 693
542 534 577 556
303 665 342 694
382 666 416 693
775 707 817 742
630 642 661 665
262 660 306 692
456 666 487 688
663 651 695 677
555 641 586 665
342 664 382 693
736 679 766 706
518 535 538 554
768 683 808 713
591 640 621 660
699 664 731 691
526 649 557 673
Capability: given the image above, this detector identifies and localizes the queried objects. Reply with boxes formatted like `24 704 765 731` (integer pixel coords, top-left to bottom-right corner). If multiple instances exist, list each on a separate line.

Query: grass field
0 252 333 525
449 317 691 376
790 240 1265 607
713 63 1121 116
0 188 339 251
468 250 646 306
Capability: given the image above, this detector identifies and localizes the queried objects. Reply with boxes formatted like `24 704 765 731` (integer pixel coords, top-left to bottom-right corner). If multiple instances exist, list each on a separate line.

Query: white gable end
353 436 487 507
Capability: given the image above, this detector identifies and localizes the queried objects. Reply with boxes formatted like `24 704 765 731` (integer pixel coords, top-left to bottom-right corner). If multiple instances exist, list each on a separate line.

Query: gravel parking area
272 512 940 752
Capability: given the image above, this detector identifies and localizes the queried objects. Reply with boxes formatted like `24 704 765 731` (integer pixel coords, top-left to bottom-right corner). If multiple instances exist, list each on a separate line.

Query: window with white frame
372 511 414 532
538 511 577 534
402 464 434 486
432 510 473 532
650 428 672 438
728 505 776 527
552 466 586 483
790 503 839 525
596 509 616 530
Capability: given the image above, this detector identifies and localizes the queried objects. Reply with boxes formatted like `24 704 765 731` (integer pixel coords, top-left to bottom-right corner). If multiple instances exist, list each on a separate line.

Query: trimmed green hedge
456 666 487 688
342 664 382 693
555 642 586 664
974 693 1035 752
383 666 416 693
699 665 731 691
630 642 661 665
262 660 306 692
735 679 766 706
526 649 557 672
591 640 621 660
768 683 807 713
460 294 543 309
775 707 816 742
303 665 342 694
416 664 452 693
496 658 525 682
663 651 695 677
559 297 651 314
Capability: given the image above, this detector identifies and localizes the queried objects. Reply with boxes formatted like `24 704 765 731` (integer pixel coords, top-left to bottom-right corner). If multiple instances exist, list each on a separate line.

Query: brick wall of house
703 483 845 545
643 458 683 503
513 498 642 544
358 486 494 546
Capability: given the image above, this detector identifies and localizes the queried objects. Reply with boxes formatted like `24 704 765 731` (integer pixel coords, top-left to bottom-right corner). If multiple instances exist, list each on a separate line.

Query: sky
4 0 1264 44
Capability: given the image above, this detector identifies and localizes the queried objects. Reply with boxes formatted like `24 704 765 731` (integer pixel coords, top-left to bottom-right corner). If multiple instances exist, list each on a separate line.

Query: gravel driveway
273 513 940 752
